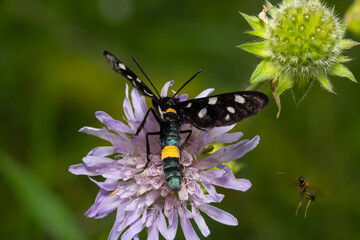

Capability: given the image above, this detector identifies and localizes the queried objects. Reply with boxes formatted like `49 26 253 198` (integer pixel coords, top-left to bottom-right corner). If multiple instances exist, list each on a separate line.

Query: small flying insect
296 176 316 218
103 51 269 191
278 172 327 218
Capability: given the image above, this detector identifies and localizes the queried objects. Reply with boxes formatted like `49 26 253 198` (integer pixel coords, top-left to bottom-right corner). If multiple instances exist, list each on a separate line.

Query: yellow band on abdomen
165 108 177 114
161 146 180 161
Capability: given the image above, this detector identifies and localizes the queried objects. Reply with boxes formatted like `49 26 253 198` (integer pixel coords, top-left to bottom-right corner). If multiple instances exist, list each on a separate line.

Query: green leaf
336 55 352 63
0 150 86 240
338 39 360 50
237 42 271 57
292 77 313 106
329 63 357 82
250 58 280 84
313 69 334 92
240 12 265 33
275 71 294 96
246 30 267 38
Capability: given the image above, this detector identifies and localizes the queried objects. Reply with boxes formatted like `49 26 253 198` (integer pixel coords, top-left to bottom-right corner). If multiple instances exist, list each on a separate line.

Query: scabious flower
238 0 358 108
69 81 260 240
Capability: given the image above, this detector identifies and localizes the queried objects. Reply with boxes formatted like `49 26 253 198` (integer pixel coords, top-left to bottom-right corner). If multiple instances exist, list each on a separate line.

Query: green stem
245 81 267 91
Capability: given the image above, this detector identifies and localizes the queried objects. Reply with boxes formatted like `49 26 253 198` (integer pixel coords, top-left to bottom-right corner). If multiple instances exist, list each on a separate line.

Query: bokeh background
1 0 359 239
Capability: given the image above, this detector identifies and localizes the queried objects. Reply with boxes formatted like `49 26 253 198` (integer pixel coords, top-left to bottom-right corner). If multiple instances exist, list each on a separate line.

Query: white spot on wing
186 102 192 108
143 89 154 97
118 63 126 70
227 106 235 114
225 114 230 121
136 78 141 83
198 108 207 118
127 75 133 79
235 95 245 104
158 106 164 119
208 97 218 105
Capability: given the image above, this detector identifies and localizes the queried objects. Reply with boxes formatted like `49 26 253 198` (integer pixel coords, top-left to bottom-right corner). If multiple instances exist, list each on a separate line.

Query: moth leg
295 199 303 216
135 108 159 136
179 130 192 152
141 131 161 172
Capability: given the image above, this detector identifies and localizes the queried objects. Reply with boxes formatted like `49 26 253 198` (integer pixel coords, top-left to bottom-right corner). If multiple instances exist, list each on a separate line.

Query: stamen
110 189 119 196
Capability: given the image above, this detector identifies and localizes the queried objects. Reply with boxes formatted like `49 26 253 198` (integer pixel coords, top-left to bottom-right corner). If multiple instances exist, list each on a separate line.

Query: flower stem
245 81 267 91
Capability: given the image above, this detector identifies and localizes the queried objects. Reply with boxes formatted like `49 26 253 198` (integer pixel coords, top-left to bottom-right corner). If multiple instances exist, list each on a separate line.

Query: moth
104 51 269 191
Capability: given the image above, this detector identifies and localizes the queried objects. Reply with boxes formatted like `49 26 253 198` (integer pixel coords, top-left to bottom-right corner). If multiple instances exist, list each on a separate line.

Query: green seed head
267 0 343 75
238 0 358 106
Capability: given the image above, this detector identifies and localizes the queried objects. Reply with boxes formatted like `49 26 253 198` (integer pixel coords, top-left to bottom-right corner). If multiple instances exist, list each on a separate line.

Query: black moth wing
103 51 157 99
177 91 268 129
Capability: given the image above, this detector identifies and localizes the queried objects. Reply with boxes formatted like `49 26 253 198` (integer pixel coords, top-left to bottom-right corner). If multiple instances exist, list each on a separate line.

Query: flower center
267 1 342 70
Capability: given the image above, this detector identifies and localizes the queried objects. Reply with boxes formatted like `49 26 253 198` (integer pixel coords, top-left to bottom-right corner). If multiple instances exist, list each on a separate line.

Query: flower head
69 82 260 240
238 0 358 106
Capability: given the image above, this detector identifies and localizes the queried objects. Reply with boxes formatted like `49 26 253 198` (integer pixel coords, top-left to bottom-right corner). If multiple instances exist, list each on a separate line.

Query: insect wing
103 51 157 99
178 91 268 128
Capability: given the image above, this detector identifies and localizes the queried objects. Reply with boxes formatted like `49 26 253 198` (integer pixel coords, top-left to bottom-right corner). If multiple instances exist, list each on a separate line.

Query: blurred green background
1 0 359 239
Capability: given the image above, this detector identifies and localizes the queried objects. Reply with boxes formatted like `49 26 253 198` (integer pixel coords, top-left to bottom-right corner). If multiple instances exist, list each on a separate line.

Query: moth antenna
173 69 202 98
132 56 160 98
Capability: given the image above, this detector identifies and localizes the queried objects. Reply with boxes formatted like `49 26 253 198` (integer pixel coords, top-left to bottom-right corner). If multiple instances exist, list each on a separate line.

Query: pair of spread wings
103 51 268 129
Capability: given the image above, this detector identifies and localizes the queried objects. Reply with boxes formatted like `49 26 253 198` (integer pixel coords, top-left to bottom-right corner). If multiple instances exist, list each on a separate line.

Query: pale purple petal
202 182 224 203
156 210 168 239
87 146 118 157
79 127 109 140
161 80 174 97
206 125 236 144
178 93 188 102
85 194 119 219
193 137 258 169
219 135 260 163
123 84 136 122
147 224 159 240
198 204 238 226
179 212 200 240
108 222 122 240
69 164 95 176
83 156 115 167
118 211 142 232
192 207 210 237
213 132 244 144
167 210 178 240
121 219 145 240
131 88 145 121
209 166 252 192
95 111 133 134
195 88 214 98
88 177 118 191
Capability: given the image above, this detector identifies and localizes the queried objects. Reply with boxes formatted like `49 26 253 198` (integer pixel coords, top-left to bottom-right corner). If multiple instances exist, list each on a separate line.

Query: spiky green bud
238 0 358 106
